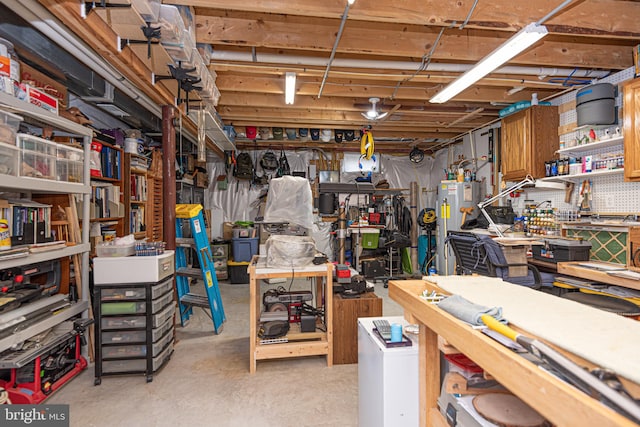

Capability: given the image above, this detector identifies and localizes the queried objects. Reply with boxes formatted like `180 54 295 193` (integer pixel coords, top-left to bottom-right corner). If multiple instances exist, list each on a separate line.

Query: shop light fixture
430 23 548 104
285 72 296 104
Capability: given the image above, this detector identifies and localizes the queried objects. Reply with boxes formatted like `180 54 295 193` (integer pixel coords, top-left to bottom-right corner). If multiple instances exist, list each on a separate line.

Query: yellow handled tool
479 314 640 423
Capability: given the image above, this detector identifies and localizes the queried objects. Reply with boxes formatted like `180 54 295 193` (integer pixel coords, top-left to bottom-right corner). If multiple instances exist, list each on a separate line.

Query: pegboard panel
555 66 634 139
508 173 640 215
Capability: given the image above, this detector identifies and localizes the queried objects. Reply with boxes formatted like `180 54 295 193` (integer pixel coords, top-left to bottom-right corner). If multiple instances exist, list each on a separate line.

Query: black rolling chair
445 230 555 289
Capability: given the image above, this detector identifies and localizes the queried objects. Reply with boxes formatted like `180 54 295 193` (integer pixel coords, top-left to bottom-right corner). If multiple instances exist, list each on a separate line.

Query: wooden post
410 181 419 273
163 105 176 250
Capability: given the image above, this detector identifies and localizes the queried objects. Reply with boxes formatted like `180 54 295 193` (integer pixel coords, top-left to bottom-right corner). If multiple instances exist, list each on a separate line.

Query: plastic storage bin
0 110 22 145
152 304 175 328
0 142 18 176
101 342 173 374
232 237 259 262
101 330 146 345
18 133 56 179
361 233 379 249
149 290 174 314
93 251 175 284
103 344 147 359
228 260 250 284
96 242 135 257
101 301 146 315
56 144 84 183
131 0 161 23
212 241 229 259
101 316 146 330
101 287 147 301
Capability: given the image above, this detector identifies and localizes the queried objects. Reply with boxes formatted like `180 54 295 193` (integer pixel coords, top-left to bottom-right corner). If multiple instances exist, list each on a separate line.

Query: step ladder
175 204 226 334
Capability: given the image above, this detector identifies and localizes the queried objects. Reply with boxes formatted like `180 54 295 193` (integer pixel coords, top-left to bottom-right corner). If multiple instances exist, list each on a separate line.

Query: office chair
445 231 555 289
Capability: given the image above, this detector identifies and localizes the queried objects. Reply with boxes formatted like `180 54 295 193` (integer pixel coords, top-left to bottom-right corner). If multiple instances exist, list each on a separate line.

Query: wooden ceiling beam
214 74 560 103
196 13 633 69
218 106 490 128
175 0 640 38
217 92 500 114
212 64 564 90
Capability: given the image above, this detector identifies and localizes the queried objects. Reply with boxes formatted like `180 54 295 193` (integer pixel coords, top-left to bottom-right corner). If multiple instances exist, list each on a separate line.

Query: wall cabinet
623 77 640 181
501 105 559 181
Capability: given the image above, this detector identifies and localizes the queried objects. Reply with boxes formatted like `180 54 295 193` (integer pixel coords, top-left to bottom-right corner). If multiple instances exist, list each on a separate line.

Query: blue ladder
175 204 226 334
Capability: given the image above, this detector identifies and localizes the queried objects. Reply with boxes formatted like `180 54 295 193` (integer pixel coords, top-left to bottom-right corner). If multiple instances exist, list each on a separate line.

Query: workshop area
1 1 640 426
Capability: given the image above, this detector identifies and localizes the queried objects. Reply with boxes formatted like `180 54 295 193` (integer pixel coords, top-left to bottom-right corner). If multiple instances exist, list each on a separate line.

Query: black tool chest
93 276 175 384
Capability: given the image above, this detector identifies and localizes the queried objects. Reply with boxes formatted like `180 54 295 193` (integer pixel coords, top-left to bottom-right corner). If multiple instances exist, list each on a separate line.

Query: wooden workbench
248 256 333 373
557 261 640 291
388 279 638 427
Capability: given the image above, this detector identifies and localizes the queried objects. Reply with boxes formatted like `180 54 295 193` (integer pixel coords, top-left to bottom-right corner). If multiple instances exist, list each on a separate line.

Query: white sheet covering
429 276 640 384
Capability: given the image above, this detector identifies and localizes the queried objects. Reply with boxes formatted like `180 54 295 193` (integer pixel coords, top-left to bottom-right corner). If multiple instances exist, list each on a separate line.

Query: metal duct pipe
6 0 162 117
337 204 346 264
212 50 610 79
318 2 353 98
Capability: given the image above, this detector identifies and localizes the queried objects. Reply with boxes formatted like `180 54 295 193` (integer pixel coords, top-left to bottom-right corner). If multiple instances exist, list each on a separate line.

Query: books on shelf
85 183 123 220
130 205 145 234
130 174 147 202
1 198 53 246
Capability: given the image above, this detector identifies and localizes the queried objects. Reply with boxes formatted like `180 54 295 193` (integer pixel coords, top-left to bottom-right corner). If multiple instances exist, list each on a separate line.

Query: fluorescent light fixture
430 23 548 104
285 72 296 104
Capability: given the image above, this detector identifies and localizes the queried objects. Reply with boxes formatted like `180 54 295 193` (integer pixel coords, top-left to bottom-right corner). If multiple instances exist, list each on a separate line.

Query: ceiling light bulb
366 109 377 119
285 72 296 105
347 0 356 4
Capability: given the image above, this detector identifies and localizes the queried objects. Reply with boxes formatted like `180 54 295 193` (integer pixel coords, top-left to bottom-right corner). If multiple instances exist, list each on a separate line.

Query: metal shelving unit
0 92 92 354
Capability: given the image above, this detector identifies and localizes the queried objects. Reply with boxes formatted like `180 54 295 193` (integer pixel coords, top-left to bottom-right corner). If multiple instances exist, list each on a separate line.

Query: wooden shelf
539 168 624 182
557 136 623 155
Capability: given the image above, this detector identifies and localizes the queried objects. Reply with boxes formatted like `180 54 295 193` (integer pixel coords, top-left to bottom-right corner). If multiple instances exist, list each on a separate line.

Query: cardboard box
223 222 234 240
20 62 67 106
21 84 58 114
195 171 209 188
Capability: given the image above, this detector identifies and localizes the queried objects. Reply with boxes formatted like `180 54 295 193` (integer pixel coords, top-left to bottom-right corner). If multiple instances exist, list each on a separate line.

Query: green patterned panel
566 229 627 264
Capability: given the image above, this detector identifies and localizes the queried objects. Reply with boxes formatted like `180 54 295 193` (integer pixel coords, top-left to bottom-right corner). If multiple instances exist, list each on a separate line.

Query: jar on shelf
0 37 19 96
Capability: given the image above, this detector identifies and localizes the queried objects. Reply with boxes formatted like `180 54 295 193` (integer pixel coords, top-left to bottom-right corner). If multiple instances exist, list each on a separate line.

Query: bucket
124 138 140 154
318 193 336 214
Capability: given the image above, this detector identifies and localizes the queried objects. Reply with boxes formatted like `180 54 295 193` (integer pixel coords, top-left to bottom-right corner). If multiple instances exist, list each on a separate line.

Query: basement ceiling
35 0 640 153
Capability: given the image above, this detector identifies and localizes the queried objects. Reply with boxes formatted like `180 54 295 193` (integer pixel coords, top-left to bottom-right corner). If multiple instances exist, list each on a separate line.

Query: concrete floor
48 279 405 427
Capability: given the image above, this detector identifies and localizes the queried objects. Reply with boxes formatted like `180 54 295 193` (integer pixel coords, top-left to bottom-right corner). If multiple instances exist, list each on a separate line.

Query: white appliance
436 181 481 275
358 316 419 427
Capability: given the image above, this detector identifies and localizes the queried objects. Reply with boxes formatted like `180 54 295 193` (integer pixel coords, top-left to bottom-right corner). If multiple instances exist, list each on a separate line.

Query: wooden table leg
420 321 439 427
325 265 333 367
249 263 257 374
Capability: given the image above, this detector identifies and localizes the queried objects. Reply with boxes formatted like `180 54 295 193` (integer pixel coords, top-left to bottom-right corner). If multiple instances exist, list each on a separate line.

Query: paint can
0 219 11 250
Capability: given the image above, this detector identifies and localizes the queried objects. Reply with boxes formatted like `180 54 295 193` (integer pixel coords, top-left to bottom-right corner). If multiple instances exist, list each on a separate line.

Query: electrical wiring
548 68 605 86
360 130 375 160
